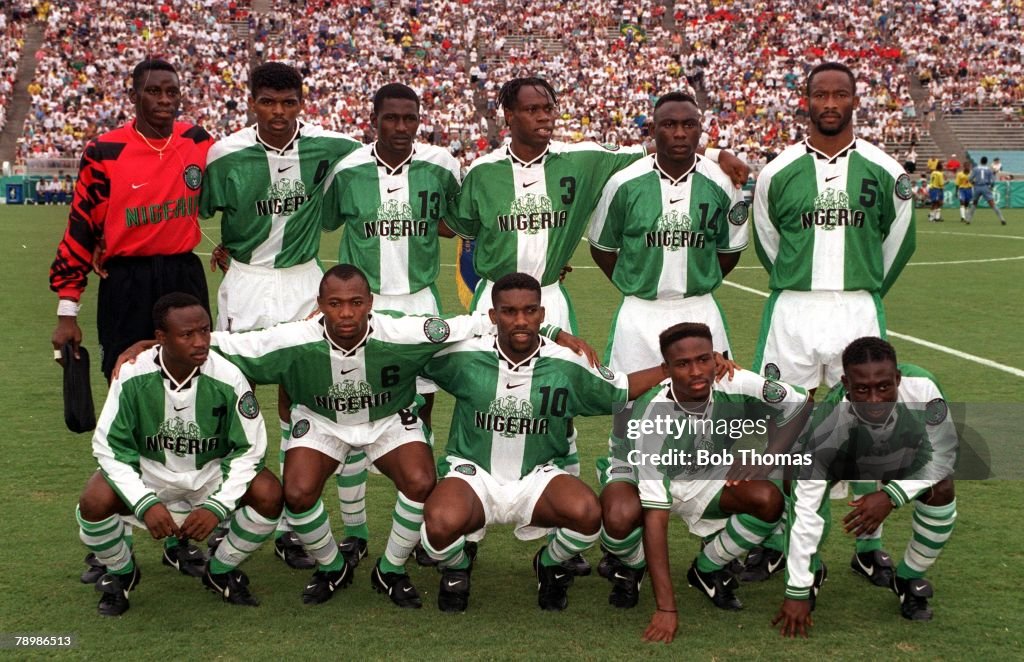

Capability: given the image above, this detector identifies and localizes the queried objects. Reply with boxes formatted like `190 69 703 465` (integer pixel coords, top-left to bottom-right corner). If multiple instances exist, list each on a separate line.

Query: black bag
63 343 96 433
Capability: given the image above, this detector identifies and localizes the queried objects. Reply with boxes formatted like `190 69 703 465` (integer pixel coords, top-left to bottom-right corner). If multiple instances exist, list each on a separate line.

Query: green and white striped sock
542 527 599 567
897 499 956 579
76 507 133 574
419 525 471 570
380 492 423 574
699 513 777 572
337 451 369 541
210 506 279 574
600 526 645 569
286 499 343 572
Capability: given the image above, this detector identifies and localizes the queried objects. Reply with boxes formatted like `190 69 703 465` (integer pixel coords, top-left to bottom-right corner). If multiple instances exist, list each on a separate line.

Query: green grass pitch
1 205 1022 659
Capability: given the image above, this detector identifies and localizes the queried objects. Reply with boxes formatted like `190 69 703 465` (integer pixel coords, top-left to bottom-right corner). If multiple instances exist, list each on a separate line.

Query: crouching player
419 273 665 613
604 323 810 643
76 293 282 616
775 337 958 637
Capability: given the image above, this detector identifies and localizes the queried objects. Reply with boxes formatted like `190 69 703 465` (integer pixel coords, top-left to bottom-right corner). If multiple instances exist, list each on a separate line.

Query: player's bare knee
737 481 783 523
283 481 320 513
423 502 464 548
78 472 122 521
246 471 284 519
600 487 642 537
564 496 601 535
399 469 436 503
923 478 955 506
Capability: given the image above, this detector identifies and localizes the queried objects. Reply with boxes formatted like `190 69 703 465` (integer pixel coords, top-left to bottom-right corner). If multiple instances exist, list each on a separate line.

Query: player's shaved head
132 58 177 91
153 292 205 331
498 77 557 110
321 264 371 297
842 337 897 370
806 61 856 96
373 83 420 113
659 322 713 357
250 61 303 97
491 272 541 306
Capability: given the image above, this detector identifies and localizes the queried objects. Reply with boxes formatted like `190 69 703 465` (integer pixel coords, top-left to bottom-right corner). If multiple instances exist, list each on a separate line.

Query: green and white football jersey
752 138 915 295
424 336 629 482
450 141 646 286
621 370 808 510
92 348 267 522
200 121 360 268
589 154 748 299
322 143 461 295
786 365 953 599
210 312 492 427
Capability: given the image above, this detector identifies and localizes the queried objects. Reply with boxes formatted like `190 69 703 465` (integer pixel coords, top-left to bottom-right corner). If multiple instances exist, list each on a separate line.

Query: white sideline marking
720 280 1024 379
905 255 1024 266
918 230 1024 240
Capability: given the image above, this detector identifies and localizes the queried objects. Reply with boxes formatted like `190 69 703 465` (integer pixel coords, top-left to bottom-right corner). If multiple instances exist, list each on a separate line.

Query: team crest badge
763 363 781 380
291 419 310 438
454 464 477 476
601 143 621 151
183 164 203 191
238 391 260 419
762 380 787 404
598 364 616 380
728 201 749 226
895 173 913 201
925 398 948 425
423 317 451 343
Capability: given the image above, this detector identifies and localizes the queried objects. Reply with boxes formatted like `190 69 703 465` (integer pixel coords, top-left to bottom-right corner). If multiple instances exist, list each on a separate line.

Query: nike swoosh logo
553 572 566 580
278 165 294 173
613 572 629 581
403 586 414 592
131 182 148 189
523 180 540 188
446 579 463 588
387 187 402 193
506 382 524 389
173 405 189 411
100 578 113 587
767 556 784 574
695 572 716 598
305 582 318 590
340 368 358 375
825 175 840 182
669 198 685 204
855 555 874 576
404 426 419 431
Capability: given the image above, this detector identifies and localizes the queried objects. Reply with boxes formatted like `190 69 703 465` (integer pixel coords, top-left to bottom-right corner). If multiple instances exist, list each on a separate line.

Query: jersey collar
155 346 200 392
372 142 416 176
320 316 371 356
803 137 856 163
494 336 544 370
254 120 303 155
653 153 698 186
507 143 550 168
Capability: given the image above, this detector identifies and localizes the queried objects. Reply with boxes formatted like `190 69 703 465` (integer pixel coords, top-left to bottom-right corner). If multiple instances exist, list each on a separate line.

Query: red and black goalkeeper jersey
49 121 214 300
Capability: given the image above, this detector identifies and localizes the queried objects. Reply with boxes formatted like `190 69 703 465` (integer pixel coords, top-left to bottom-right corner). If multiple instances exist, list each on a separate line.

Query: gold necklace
134 125 174 160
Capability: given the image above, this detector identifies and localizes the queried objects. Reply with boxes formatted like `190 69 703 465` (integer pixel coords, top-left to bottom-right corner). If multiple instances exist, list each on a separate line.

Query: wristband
58 299 80 317
704 147 721 163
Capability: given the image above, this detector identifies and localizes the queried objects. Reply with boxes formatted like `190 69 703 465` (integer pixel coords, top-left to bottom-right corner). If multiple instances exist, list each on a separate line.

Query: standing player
955 163 973 223
419 273 665 613
321 84 461 565
967 156 1007 225
50 58 213 583
76 293 282 616
927 161 945 222
774 337 957 636
50 58 213 382
632 323 810 642
588 91 749 598
199 62 361 569
749 62 915 580
448 77 749 333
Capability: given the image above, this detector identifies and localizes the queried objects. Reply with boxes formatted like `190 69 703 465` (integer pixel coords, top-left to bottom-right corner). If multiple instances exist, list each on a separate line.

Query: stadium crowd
0 5 32 134
7 0 1024 167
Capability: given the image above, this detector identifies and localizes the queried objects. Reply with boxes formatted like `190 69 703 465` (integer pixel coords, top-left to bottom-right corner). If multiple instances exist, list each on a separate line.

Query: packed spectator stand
4 0 1023 174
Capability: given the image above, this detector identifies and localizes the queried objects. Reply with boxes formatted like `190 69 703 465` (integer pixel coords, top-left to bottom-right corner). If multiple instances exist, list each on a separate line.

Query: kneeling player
604 323 809 643
418 273 666 612
775 337 958 637
76 294 282 616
